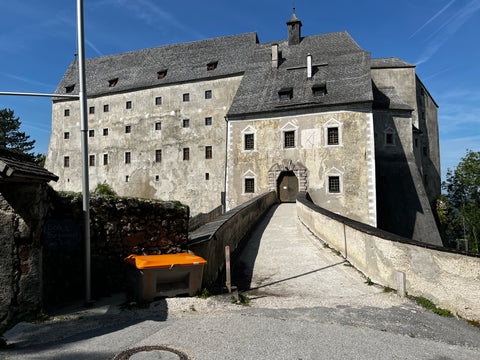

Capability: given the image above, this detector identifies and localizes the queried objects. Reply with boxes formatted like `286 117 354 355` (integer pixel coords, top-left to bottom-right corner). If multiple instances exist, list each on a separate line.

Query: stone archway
277 171 298 202
268 160 308 198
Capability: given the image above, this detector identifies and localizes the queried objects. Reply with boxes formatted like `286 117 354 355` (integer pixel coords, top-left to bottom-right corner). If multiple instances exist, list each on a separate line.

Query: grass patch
196 288 210 299
343 263 353 267
467 319 480 329
323 243 330 248
407 295 454 317
383 286 394 293
232 293 250 306
365 277 373 286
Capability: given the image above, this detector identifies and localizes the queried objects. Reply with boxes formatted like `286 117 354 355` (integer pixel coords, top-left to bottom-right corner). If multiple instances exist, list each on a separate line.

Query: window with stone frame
103 153 108 165
328 176 340 193
155 149 162 163
103 128 109 136
284 130 295 148
103 104 109 112
205 117 212 126
183 93 190 102
183 119 190 128
64 132 70 139
327 127 339 145
89 106 95 114
205 90 212 99
125 125 131 133
155 122 161 130
155 96 162 105
125 152 131 164
89 129 94 138
64 109 70 117
126 101 132 109
89 154 95 167
245 178 255 193
244 133 254 150
64 156 70 167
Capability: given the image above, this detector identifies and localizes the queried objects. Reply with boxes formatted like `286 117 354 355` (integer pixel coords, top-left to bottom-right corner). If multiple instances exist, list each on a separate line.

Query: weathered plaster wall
226 109 376 226
297 193 480 321
0 183 52 331
46 75 243 216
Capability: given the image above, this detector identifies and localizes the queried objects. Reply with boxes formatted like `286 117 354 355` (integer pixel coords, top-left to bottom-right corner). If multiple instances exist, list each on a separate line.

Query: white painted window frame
242 169 257 195
280 121 299 150
325 167 344 195
241 125 257 152
323 118 343 148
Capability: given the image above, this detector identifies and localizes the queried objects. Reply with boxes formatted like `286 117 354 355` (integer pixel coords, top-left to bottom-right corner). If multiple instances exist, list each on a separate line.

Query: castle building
45 12 442 246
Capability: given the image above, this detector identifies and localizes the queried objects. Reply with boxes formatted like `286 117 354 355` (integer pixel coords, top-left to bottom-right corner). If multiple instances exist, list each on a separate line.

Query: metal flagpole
76 0 92 305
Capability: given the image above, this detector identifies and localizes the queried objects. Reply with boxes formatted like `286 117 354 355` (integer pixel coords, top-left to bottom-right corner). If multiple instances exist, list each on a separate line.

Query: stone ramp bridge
189 191 480 322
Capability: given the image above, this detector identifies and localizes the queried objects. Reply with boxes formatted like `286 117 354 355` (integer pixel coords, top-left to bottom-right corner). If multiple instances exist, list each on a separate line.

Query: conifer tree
0 108 36 156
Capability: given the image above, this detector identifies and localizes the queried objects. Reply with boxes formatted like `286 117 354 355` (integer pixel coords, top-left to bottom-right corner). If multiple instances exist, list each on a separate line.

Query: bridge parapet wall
296 192 480 321
189 191 278 286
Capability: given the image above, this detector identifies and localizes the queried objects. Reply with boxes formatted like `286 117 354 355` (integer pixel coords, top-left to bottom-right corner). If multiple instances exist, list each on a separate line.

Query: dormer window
108 78 118 87
65 84 75 93
312 84 327 96
278 88 293 100
207 61 218 71
157 70 167 79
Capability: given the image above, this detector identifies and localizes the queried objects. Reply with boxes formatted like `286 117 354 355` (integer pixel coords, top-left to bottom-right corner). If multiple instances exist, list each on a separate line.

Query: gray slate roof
54 32 259 99
228 31 373 118
371 57 415 69
0 147 58 182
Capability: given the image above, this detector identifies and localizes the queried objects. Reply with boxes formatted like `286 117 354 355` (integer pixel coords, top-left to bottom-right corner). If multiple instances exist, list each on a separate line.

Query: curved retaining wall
296 192 480 321
188 191 278 286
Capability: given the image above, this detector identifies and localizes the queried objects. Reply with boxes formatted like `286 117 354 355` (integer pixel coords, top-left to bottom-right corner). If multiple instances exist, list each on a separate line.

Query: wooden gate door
278 171 299 202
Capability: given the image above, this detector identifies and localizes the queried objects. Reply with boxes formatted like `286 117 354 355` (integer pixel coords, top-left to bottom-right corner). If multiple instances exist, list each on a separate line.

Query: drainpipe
223 115 228 214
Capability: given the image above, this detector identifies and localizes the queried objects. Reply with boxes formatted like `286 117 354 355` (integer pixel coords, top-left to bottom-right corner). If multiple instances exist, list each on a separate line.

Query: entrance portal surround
268 160 307 195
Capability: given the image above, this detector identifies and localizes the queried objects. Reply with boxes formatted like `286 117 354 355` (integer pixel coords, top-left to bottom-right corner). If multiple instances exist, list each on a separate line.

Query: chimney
307 54 312 78
272 44 279 68
286 9 302 45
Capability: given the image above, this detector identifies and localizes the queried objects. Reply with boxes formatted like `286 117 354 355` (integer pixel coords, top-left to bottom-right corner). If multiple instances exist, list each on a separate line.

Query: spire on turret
286 8 302 45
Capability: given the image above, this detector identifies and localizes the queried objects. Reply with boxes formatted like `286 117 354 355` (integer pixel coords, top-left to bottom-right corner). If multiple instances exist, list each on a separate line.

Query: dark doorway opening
277 171 299 202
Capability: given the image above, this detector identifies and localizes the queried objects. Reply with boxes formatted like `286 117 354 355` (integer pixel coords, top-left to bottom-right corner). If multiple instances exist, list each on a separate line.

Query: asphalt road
3 203 480 359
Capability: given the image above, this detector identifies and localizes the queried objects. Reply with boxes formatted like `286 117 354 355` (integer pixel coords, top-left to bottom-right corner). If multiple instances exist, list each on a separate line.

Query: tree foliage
0 108 44 165
440 150 480 252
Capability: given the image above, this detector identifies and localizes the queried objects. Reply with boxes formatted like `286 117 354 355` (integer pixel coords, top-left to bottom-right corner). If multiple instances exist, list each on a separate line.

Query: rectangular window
89 154 95 167
183 148 190 161
155 96 162 105
126 175 129 182
245 178 255 193
244 133 254 150
183 93 190 102
386 133 394 145
125 152 131 164
64 109 70 116
89 129 95 137
205 90 212 99
89 106 95 114
312 85 327 96
125 125 131 133
64 156 70 168
279 88 293 100
205 173 210 180
155 175 159 181
284 131 295 148
103 104 109 112
183 119 190 128
155 122 161 130
103 153 108 165
103 128 108 136
205 117 212 126
327 127 339 145
155 149 162 163
64 132 70 139
328 176 340 193
205 146 212 159
126 101 132 109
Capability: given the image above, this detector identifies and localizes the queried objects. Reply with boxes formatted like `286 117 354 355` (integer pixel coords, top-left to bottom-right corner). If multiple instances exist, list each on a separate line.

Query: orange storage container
125 253 207 301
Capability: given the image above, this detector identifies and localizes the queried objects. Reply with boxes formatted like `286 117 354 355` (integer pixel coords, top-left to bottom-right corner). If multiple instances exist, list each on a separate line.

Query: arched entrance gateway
268 161 308 202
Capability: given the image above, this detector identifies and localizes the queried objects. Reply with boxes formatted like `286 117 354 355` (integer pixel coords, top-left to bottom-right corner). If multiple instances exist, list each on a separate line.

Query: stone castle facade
45 12 442 245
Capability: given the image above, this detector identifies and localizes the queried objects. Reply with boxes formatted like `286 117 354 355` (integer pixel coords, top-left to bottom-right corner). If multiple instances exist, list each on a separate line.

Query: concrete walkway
235 203 399 309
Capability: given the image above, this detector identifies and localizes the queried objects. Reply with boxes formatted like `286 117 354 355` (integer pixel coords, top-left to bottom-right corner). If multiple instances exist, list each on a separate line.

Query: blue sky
1 0 479 180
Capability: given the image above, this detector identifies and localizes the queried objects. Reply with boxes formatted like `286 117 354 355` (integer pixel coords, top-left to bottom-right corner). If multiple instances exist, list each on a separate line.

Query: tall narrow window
183 93 190 102
103 128 109 136
205 146 212 159
103 104 109 112
183 148 190 161
327 127 339 145
125 152 131 164
155 122 161 130
64 109 70 117
89 130 95 137
89 106 95 114
244 133 254 150
64 132 70 139
284 131 295 148
155 149 162 163
205 117 212 126
126 101 132 109
385 133 394 145
89 155 95 167
205 90 212 99
245 178 255 193
125 125 131 133
328 176 340 193
103 153 108 165
64 156 70 168
155 96 162 105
